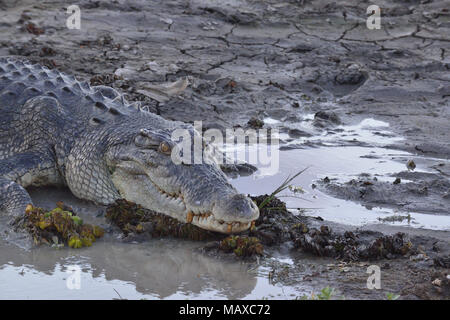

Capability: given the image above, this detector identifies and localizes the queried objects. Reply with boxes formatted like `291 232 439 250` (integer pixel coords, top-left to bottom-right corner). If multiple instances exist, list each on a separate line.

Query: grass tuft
258 167 309 210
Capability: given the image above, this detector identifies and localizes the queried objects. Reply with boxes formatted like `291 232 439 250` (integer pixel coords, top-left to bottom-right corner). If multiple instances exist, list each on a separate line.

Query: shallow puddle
0 188 307 300
232 145 450 230
230 118 450 230
0 236 305 300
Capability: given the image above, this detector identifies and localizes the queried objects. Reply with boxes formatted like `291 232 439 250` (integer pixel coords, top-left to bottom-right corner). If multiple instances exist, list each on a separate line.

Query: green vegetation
13 203 104 249
258 168 308 210
219 235 263 257
386 292 400 300
299 287 340 300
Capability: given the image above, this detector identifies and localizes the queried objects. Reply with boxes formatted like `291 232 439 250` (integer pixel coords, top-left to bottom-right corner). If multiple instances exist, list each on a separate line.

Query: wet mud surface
0 0 449 299
318 169 450 215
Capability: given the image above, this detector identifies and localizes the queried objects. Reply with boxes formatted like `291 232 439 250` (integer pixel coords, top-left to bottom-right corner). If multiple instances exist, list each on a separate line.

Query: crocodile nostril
230 195 259 220
231 194 247 201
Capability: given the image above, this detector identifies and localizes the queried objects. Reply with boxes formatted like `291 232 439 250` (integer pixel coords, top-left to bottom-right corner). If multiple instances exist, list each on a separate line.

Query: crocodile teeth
25 204 33 214
186 211 193 223
227 224 232 233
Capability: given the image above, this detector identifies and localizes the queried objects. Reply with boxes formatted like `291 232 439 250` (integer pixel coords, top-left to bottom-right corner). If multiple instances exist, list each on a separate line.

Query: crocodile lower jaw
154 184 255 233
185 211 255 234
113 169 256 234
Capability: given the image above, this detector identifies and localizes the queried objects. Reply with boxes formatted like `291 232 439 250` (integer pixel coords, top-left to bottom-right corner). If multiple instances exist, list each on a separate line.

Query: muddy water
230 118 450 230
234 146 450 230
0 216 305 299
1 119 448 299
0 188 308 300
0 239 286 299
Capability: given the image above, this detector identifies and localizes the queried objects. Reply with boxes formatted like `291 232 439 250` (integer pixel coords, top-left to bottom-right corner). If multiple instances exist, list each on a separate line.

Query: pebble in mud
407 160 416 171
247 117 264 129
313 111 341 128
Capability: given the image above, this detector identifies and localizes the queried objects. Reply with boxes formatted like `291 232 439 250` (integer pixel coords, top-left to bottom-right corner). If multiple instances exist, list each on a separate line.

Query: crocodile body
0 57 259 234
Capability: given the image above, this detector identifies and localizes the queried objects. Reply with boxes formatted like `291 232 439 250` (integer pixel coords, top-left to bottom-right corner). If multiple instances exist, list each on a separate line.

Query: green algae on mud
219 236 263 257
12 202 104 249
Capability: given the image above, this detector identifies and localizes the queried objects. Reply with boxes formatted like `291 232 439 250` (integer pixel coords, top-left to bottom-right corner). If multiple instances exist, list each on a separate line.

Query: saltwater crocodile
0 57 259 234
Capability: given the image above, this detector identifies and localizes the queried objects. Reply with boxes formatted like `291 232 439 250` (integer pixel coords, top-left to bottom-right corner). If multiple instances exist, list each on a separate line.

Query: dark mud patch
247 195 306 245
294 227 413 261
265 217 450 299
250 195 422 262
105 199 221 242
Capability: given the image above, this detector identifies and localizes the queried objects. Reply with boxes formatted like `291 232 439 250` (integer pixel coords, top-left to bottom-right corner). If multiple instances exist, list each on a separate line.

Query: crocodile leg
0 152 61 217
0 177 33 217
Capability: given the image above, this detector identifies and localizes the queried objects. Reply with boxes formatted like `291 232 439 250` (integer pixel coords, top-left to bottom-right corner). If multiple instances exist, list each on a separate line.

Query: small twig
258 167 309 210
277 195 313 203
113 288 124 300
286 207 325 210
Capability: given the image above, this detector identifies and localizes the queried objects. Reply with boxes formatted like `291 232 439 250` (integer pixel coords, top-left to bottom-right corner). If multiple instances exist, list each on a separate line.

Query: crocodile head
106 127 259 234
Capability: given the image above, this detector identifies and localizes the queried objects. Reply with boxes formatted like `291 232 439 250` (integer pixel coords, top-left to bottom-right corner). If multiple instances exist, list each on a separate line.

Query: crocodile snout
213 193 260 224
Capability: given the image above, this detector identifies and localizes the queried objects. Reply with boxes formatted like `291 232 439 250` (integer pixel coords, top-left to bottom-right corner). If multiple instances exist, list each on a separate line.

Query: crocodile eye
159 141 171 154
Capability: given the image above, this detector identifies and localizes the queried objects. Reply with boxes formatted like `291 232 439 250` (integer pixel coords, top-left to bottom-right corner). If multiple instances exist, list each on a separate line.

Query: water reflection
0 239 257 299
